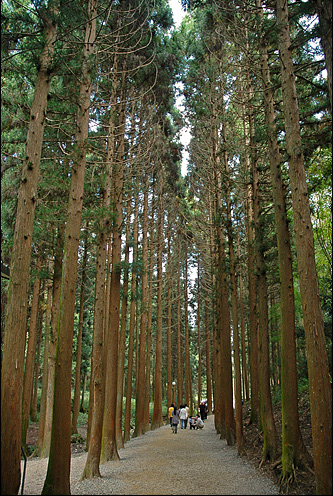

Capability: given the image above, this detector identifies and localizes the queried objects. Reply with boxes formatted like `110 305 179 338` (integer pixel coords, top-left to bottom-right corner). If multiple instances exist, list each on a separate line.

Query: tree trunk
1 6 58 492
256 0 313 476
22 256 42 449
31 292 43 422
219 63 244 453
37 259 53 456
237 236 249 403
252 156 279 462
151 171 164 430
144 197 156 432
39 226 64 459
276 0 332 491
176 246 183 408
184 249 191 408
133 174 149 437
101 86 126 461
204 294 212 415
72 227 89 434
241 70 260 425
166 222 172 408
123 195 139 443
197 264 202 406
42 2 96 492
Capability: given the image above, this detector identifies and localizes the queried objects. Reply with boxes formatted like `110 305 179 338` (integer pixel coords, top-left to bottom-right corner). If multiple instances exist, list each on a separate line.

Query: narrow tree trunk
144 197 156 432
37 259 53 456
241 70 260 425
114 87 127 450
101 85 126 461
151 171 164 430
184 250 191 408
22 257 42 450
123 195 139 443
39 226 63 459
197 264 202 406
133 174 149 437
204 294 212 415
176 247 183 407
166 222 172 408
252 156 279 462
276 1 332 491
219 62 244 453
72 227 89 434
31 293 43 422
1 6 58 491
237 235 249 403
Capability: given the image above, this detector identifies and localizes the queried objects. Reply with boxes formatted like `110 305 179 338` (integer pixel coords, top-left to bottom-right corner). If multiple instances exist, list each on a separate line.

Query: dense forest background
1 0 331 494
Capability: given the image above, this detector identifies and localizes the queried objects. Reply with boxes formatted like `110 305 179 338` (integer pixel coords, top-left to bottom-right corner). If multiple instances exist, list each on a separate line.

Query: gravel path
21 416 279 495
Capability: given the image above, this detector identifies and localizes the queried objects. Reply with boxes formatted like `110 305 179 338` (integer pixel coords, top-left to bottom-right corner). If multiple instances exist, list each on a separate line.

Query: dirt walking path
21 416 279 495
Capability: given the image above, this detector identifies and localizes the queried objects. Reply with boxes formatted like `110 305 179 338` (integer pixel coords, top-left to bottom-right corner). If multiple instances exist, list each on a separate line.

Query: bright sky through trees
169 0 191 176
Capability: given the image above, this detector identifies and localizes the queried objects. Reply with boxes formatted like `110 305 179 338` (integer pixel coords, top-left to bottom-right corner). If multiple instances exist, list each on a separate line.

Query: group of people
168 402 207 434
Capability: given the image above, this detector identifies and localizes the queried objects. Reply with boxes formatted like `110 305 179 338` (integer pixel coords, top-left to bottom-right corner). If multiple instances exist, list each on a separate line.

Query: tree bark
241 70 260 425
151 171 164 430
176 242 183 408
276 0 332 491
123 195 139 443
37 259 53 456
204 294 212 415
72 227 89 434
39 226 63 459
101 83 126 462
21 257 42 449
133 173 149 437
1 5 58 491
252 157 279 462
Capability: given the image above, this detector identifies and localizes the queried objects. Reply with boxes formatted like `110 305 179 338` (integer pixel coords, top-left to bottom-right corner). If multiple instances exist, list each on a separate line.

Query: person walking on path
199 401 206 421
168 403 174 427
185 403 190 427
179 404 188 429
171 406 180 433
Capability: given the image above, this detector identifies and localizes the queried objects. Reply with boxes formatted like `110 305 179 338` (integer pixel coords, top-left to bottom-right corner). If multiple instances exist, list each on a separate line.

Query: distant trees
182 0 331 492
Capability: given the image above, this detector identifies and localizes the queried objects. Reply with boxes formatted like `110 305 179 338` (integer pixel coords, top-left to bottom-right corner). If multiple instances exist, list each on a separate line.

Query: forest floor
25 392 315 495
241 391 315 495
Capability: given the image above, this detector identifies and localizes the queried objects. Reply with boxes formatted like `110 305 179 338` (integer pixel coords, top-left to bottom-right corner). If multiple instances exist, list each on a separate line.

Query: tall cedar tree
276 0 332 492
256 0 313 479
1 3 58 493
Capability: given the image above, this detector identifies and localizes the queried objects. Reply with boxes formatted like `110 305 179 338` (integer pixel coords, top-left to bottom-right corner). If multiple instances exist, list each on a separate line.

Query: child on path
189 416 196 429
171 406 180 434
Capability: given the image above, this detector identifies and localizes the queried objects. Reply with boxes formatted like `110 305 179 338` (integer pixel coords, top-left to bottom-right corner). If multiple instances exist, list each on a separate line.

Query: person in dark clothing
204 401 208 420
199 401 206 421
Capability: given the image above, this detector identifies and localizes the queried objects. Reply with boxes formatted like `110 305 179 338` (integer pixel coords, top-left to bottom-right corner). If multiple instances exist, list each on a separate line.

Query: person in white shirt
179 404 188 429
184 403 190 428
